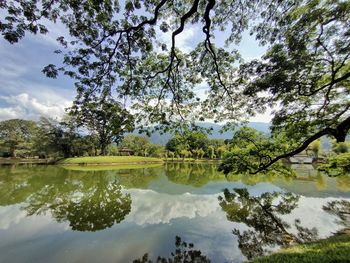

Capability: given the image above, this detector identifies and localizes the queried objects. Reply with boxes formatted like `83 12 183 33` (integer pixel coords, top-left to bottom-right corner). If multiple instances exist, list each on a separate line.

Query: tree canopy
70 95 135 155
1 0 349 173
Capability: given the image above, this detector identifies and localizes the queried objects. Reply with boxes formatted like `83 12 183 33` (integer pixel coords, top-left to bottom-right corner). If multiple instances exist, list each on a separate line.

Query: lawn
61 163 163 171
57 156 163 165
250 229 350 263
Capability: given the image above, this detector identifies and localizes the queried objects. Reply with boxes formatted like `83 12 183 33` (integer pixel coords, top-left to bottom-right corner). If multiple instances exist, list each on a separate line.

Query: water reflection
0 164 350 263
323 200 350 228
165 162 225 187
25 180 131 232
133 236 210 263
219 188 318 260
0 166 131 231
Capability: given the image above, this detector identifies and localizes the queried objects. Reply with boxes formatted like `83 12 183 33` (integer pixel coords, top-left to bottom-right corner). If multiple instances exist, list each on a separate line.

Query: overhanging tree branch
251 115 350 174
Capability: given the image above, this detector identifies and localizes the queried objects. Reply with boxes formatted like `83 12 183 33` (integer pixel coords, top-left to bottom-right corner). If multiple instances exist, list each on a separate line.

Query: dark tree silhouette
219 188 318 260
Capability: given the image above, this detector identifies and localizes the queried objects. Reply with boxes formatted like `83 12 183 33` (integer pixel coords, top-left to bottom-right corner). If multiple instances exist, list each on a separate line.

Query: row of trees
1 0 349 175
0 117 228 159
0 118 98 158
165 131 228 160
1 116 348 161
0 118 166 159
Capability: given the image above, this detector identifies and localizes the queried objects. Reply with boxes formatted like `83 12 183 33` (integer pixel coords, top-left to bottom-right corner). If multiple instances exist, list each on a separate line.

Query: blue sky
0 21 270 122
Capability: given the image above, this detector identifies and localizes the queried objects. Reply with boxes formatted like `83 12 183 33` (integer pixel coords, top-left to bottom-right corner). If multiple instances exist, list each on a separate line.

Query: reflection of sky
125 189 220 225
0 185 349 263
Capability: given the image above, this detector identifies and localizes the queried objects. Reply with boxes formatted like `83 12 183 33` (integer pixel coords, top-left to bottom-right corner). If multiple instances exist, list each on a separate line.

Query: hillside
133 122 270 145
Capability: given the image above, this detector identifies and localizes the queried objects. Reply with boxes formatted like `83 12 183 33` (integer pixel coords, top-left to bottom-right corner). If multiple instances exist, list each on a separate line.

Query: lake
0 163 349 263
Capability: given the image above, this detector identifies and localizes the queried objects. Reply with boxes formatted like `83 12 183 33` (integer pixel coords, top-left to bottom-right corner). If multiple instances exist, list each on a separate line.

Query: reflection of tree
115 167 161 189
133 236 210 263
323 200 350 228
0 166 131 232
336 175 350 192
165 162 224 187
25 178 131 232
219 188 318 260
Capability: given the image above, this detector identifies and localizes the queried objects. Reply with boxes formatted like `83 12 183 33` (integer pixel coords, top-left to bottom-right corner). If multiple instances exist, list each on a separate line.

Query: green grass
61 163 163 171
250 229 350 263
164 158 220 162
57 156 163 165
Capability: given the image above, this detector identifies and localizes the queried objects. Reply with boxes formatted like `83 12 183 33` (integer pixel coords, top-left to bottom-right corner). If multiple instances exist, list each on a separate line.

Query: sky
0 16 270 123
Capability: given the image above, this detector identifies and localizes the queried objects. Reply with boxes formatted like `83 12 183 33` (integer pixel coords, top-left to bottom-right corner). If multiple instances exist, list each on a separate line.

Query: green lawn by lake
250 229 350 263
58 156 163 165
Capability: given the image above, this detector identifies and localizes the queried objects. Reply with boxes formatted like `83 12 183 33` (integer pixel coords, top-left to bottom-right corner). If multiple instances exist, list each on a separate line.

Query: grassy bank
250 229 350 263
164 158 220 163
62 163 163 171
57 156 163 165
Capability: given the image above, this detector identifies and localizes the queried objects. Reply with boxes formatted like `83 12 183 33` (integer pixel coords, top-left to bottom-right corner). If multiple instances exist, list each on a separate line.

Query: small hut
118 147 134 156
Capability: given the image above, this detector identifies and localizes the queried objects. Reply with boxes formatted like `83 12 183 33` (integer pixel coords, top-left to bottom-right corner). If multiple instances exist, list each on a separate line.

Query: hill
132 122 270 145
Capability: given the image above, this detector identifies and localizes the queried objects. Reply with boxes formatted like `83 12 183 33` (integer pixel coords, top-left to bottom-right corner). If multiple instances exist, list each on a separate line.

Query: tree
1 0 349 173
207 145 215 159
120 135 150 156
145 143 165 157
71 96 135 156
218 127 293 175
35 117 89 158
307 139 321 158
332 140 349 154
0 119 37 157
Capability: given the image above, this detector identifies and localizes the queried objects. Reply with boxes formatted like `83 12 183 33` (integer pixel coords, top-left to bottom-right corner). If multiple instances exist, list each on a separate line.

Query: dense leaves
1 0 349 173
70 95 135 155
0 119 37 157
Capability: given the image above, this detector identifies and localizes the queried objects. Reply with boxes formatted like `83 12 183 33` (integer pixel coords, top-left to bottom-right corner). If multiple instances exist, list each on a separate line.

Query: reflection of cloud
0 205 27 230
125 189 220 225
283 196 350 238
0 92 71 121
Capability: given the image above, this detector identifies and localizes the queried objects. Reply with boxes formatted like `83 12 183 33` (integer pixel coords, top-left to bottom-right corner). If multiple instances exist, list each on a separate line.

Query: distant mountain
132 122 270 145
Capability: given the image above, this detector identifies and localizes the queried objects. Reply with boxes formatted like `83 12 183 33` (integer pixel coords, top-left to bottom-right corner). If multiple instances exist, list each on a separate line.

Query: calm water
0 163 349 263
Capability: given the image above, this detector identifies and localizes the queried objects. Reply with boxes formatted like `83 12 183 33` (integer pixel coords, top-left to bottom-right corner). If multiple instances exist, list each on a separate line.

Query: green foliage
307 139 321 158
318 152 350 176
120 135 151 156
332 140 349 154
218 127 292 175
34 117 96 158
166 130 215 159
119 134 165 157
250 230 350 263
0 119 38 157
1 0 349 174
70 96 134 155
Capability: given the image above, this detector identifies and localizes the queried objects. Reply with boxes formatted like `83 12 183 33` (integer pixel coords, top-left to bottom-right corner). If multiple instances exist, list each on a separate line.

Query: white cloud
157 20 202 53
0 93 71 121
249 110 273 123
0 63 27 79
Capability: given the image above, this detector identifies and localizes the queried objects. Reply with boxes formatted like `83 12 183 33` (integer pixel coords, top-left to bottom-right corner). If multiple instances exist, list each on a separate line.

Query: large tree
1 0 349 173
70 96 135 155
0 119 38 157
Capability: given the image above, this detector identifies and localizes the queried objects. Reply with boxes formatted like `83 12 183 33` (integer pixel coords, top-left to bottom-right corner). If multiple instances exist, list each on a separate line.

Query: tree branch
251 115 350 174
